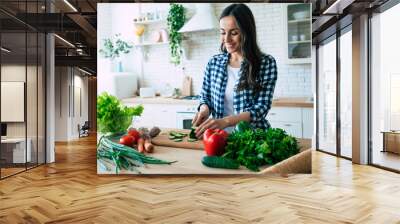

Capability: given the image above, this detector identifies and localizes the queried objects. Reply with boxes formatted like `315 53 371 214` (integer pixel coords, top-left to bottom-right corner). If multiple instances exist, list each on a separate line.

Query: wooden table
97 145 267 175
381 131 400 154
97 131 311 175
1 138 32 165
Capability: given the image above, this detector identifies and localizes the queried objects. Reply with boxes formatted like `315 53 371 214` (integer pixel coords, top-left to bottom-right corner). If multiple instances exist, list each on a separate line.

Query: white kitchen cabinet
130 104 175 128
302 108 314 139
157 105 177 128
125 101 197 129
267 106 313 139
268 107 302 122
270 121 303 137
283 4 312 64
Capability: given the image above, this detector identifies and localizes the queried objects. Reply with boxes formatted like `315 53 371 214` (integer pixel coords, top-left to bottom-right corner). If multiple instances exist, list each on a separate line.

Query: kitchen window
314 0 400 172
317 35 337 155
339 27 352 159
370 2 400 172
316 25 353 159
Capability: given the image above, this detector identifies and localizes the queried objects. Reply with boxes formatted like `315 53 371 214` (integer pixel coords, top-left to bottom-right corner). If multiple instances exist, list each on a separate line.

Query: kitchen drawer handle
269 113 276 115
284 124 292 127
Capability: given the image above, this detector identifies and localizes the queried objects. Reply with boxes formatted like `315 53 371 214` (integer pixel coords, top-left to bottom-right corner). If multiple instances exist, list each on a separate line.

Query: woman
192 3 278 138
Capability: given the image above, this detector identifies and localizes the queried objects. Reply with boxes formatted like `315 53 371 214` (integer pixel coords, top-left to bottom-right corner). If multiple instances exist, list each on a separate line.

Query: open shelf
288 40 311 44
133 19 165 25
134 41 168 47
288 18 310 24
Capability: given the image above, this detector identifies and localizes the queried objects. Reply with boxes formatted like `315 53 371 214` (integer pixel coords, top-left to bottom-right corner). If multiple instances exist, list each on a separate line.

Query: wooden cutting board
151 129 204 150
150 129 311 151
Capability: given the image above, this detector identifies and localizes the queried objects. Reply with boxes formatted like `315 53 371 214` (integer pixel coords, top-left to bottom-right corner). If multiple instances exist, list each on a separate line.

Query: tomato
203 129 228 156
119 135 135 147
127 128 140 144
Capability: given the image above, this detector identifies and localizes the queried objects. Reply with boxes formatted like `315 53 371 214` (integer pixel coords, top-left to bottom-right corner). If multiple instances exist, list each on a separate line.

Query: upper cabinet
284 4 312 64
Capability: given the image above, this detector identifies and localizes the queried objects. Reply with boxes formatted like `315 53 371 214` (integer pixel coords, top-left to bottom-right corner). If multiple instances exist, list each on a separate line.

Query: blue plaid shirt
199 53 278 129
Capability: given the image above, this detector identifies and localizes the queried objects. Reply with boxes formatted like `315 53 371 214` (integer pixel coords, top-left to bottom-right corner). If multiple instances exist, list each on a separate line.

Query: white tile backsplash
98 3 312 98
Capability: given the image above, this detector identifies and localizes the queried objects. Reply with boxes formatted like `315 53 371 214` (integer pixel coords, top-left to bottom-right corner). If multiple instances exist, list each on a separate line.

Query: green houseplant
99 33 132 72
167 3 186 65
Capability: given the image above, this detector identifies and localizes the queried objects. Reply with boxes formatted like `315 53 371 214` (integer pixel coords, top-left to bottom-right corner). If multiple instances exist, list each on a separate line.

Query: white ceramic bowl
292 11 309 20
291 35 299 41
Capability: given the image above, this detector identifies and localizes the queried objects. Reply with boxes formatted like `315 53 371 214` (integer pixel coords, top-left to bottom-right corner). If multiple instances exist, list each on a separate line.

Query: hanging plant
167 3 186 65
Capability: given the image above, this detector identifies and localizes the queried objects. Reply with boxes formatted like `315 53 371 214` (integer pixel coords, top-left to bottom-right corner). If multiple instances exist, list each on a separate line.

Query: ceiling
311 0 391 44
0 0 100 75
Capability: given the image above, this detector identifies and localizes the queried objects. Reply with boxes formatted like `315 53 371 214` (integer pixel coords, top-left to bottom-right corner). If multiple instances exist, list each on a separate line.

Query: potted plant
98 34 137 99
99 33 133 72
167 3 186 65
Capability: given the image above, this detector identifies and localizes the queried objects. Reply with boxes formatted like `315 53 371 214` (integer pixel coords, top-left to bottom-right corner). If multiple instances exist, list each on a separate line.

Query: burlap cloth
259 138 312 175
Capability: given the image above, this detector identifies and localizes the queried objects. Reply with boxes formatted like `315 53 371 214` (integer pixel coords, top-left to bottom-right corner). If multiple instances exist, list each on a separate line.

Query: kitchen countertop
121 96 199 105
121 96 313 108
272 97 314 108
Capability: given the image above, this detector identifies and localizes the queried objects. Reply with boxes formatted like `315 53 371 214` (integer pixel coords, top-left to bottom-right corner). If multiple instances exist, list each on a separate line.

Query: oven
176 106 197 130
176 112 196 129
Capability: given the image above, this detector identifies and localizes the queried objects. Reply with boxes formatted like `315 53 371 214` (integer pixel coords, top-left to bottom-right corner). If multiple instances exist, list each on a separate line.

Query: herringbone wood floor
1 134 400 223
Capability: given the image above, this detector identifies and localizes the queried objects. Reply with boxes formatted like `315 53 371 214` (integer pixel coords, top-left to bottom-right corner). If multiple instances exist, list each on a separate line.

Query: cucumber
189 127 197 139
187 138 197 142
173 138 183 142
201 156 240 169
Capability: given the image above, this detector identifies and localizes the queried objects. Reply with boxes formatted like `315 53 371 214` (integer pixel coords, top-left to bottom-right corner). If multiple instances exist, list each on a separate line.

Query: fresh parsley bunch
223 121 300 171
97 92 143 135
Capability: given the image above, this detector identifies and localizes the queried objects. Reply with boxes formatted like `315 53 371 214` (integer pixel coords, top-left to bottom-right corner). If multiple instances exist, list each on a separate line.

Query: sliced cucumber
187 138 197 142
169 131 187 138
169 135 182 140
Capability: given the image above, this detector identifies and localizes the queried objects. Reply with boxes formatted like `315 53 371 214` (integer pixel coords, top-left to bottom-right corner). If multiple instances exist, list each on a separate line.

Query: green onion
97 136 176 174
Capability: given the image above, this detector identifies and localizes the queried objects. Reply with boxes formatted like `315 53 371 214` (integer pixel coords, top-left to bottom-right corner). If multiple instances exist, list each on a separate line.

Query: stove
181 95 200 100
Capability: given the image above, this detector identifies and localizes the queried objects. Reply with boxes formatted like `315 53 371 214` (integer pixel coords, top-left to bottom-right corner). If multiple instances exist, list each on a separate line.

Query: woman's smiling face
220 16 241 54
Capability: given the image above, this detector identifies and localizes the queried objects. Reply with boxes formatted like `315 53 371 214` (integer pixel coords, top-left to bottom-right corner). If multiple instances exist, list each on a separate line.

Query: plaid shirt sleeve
198 59 213 112
243 55 278 127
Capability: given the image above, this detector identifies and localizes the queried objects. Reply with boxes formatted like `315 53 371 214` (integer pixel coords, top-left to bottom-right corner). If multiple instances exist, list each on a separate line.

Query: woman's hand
195 118 230 139
192 105 210 127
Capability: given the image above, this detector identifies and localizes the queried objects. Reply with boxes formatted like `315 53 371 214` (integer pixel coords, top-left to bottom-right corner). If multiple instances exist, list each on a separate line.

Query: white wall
54 67 89 141
97 3 312 98
55 67 68 141
73 73 89 137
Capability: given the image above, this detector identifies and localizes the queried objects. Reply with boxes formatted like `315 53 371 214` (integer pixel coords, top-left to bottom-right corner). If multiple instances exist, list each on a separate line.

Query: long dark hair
220 3 263 93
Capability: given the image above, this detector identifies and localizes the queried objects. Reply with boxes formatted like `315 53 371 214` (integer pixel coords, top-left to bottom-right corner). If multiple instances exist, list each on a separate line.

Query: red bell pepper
203 129 228 156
